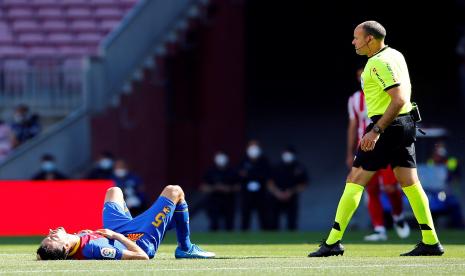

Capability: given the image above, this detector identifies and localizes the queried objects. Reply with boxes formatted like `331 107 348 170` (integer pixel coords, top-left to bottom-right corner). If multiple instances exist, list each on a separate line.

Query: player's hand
95 229 121 240
360 131 380 152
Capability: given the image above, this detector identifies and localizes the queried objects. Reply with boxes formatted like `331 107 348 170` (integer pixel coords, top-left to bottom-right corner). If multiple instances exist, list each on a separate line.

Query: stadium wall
91 0 245 199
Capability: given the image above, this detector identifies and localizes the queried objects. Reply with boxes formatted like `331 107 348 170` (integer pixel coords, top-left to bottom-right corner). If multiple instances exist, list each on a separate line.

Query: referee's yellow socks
402 182 439 245
326 183 364 245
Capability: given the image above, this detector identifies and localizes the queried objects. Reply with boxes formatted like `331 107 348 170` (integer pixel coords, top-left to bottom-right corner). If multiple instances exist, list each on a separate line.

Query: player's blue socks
174 201 192 251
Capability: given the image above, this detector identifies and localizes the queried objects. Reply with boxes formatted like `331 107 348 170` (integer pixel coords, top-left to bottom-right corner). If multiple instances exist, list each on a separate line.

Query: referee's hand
360 131 380 152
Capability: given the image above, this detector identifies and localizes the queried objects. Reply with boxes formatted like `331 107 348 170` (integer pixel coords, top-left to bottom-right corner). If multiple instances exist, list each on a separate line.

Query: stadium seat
90 0 119 8
42 20 69 32
59 46 98 57
0 46 27 58
37 8 65 20
94 8 123 20
12 20 41 33
75 32 102 45
31 0 60 8
0 33 15 45
27 46 59 58
70 20 98 32
48 33 75 45
66 8 93 20
120 0 138 9
7 8 34 19
2 0 30 9
18 33 47 46
62 0 92 9
100 20 120 33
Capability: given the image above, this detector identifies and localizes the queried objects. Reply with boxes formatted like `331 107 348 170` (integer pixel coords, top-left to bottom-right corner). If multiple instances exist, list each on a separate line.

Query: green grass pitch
1 231 464 275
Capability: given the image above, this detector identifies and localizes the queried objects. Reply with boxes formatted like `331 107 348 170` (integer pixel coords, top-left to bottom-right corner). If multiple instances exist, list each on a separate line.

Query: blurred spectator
238 140 272 230
10 104 41 147
111 159 147 217
200 151 239 231
32 153 68 180
86 151 115 179
0 119 15 162
418 142 464 228
267 146 309 230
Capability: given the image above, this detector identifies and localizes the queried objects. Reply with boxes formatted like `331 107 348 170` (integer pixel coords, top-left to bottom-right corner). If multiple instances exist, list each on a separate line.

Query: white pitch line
1 263 465 274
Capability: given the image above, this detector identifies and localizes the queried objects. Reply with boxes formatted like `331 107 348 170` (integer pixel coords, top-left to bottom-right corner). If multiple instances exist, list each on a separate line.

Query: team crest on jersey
163 206 171 214
126 233 144 241
100 247 117 258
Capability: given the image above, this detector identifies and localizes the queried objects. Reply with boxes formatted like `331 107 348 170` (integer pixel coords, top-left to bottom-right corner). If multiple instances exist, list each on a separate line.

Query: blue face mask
99 158 113 170
42 161 56 172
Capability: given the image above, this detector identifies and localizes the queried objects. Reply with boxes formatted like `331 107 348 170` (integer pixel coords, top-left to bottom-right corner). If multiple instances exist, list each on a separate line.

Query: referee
309 21 443 257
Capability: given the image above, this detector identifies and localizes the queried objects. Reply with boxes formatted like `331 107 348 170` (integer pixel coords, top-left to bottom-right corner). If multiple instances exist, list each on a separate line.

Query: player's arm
267 179 283 199
96 229 149 260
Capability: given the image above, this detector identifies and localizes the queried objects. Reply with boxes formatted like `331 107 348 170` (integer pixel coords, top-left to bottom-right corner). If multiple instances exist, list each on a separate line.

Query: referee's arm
374 86 409 131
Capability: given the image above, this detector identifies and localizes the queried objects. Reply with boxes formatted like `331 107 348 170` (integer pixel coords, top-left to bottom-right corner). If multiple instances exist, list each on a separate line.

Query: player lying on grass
36 185 215 260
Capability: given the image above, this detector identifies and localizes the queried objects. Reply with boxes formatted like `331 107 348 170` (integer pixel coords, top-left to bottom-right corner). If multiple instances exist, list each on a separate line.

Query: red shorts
367 165 397 186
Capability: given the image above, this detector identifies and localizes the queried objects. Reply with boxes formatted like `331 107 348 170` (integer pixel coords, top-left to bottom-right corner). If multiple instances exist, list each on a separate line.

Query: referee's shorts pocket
403 120 417 144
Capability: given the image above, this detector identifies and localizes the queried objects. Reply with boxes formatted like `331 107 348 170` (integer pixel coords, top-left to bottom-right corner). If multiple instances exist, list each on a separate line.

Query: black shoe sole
400 252 444 256
308 251 344 257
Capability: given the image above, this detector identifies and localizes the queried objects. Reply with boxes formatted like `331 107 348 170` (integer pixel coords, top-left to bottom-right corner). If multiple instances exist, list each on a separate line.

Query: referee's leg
394 167 440 245
324 167 375 245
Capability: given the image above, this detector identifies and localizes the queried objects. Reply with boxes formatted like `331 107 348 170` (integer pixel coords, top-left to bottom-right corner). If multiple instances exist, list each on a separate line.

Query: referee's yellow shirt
361 46 413 118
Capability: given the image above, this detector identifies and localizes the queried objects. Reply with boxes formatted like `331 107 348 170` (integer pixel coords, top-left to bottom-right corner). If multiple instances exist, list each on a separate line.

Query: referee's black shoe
308 241 344 257
400 242 444 256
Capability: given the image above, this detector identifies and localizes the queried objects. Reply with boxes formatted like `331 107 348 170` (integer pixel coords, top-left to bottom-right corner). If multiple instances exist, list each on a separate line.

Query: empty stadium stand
0 0 138 117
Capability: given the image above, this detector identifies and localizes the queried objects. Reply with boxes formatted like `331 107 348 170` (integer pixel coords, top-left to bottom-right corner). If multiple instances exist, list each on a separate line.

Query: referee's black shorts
353 114 417 171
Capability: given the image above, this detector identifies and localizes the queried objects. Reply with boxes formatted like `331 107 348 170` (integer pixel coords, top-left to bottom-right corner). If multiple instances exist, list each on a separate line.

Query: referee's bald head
358 21 386 40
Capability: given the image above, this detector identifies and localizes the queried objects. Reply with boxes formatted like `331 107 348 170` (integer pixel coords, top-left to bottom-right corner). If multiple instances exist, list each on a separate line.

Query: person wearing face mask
111 159 146 217
32 153 68 181
237 140 272 230
267 146 309 230
424 141 464 229
0 119 15 162
200 151 239 231
86 151 115 179
10 104 41 147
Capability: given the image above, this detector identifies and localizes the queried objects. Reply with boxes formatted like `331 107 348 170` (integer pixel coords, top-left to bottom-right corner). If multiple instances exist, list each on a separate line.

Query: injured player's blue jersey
68 232 126 260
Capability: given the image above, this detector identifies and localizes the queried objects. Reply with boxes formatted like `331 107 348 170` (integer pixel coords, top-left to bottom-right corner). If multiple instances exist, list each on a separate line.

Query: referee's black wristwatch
372 124 384 134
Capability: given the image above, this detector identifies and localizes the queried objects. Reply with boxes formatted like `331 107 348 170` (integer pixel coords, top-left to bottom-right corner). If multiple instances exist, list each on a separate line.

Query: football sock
174 201 192 251
326 183 364 245
402 182 439 244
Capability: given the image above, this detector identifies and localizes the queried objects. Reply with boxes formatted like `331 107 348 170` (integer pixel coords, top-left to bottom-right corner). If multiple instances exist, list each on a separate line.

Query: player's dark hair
36 244 68 260
361 21 386 40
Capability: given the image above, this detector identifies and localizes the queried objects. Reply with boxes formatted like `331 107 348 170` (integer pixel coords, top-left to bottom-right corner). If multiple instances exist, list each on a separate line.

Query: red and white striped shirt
347 90 371 141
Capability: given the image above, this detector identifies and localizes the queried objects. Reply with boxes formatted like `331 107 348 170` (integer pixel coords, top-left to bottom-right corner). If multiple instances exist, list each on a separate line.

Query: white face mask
14 113 24 123
436 146 447 157
99 158 113 169
114 169 128 178
247 145 261 159
282 152 295 164
214 154 228 167
42 161 56 172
